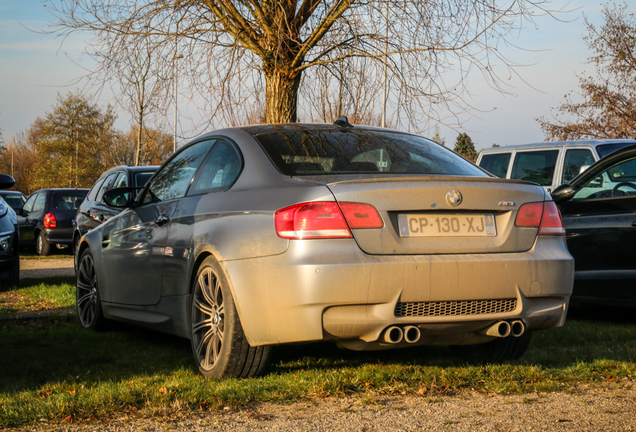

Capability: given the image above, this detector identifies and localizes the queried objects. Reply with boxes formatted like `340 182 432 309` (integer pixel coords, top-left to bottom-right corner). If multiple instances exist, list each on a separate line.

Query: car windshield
1 194 25 210
254 128 486 177
52 191 88 210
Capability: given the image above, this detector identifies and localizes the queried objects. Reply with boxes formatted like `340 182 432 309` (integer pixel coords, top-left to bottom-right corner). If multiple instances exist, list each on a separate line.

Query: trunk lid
325 176 546 255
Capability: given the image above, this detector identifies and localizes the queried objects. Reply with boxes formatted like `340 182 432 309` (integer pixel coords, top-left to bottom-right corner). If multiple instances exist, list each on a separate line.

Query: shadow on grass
0 315 193 392
2 304 636 392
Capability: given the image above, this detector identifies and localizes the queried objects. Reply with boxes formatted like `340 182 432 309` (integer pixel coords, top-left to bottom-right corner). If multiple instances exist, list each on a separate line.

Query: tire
190 257 272 378
76 249 106 330
36 232 51 256
449 332 532 363
0 257 19 292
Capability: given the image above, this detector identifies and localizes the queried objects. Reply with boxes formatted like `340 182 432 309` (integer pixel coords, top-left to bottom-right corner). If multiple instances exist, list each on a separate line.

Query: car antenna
334 116 353 127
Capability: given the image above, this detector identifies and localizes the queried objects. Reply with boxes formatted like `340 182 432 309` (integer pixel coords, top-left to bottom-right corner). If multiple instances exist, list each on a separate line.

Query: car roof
0 190 25 195
480 139 636 154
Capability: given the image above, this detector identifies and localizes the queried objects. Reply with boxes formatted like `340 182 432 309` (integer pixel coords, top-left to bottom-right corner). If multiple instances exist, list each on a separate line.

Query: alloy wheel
76 252 99 327
191 267 225 371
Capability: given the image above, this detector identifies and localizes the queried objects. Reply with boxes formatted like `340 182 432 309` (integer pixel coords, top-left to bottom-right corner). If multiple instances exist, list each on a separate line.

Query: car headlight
0 200 7 218
0 235 11 252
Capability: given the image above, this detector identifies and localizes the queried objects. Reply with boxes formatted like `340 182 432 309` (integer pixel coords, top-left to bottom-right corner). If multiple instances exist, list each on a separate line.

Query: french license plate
398 214 496 237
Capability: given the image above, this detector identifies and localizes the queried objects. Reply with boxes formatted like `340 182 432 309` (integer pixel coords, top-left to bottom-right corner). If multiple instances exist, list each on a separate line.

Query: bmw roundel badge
446 190 462 207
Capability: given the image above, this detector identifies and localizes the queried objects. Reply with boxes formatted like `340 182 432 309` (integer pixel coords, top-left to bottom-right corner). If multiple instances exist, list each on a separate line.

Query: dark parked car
18 188 89 256
552 144 636 307
0 175 20 291
75 121 573 378
0 190 27 212
73 165 158 254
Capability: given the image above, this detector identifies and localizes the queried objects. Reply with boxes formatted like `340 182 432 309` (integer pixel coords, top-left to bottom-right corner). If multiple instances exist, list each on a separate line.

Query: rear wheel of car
76 249 106 330
36 232 51 256
449 332 532 363
0 257 19 292
190 257 272 378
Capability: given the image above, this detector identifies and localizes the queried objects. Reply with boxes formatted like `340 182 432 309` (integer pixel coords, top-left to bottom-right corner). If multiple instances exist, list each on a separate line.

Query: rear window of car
596 143 635 158
52 191 88 211
510 150 558 186
478 153 511 178
254 129 486 177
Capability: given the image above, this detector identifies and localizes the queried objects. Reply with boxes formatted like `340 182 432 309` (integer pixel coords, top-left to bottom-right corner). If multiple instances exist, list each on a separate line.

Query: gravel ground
19 257 74 279
10 386 636 432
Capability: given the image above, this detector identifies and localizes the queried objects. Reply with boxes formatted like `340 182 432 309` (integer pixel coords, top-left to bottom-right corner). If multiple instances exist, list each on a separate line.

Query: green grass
0 277 75 316
20 250 74 260
0 304 635 427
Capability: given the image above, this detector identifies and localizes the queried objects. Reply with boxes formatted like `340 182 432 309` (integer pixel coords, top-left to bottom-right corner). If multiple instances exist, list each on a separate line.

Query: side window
22 194 37 213
87 177 106 202
113 172 128 188
96 173 119 202
188 140 243 195
478 153 511 178
32 193 47 212
562 149 595 184
510 150 559 186
573 156 636 200
142 140 214 204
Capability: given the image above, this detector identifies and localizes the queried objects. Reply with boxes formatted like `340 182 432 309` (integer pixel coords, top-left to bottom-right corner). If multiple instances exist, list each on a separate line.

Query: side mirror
551 184 576 204
0 174 16 190
103 187 138 209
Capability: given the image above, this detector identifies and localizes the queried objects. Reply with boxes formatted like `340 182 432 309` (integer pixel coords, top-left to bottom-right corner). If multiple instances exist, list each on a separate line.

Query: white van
476 139 636 192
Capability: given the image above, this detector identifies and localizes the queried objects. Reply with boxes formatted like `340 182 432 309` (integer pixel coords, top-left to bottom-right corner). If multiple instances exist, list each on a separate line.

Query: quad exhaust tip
404 326 421 344
479 320 526 338
383 325 421 344
384 326 404 344
511 320 525 337
480 321 511 338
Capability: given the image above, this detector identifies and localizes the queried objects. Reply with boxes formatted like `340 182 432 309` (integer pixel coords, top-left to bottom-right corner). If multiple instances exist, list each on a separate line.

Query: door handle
102 235 110 248
155 215 170 226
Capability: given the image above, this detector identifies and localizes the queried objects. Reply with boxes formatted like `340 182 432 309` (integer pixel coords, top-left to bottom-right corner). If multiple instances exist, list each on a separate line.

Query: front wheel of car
449 332 532 363
36 232 51 256
190 257 272 378
76 249 106 330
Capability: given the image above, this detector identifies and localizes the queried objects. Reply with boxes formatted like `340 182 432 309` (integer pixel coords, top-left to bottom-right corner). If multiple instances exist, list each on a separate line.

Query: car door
17 192 45 245
160 138 243 296
103 140 214 305
559 153 636 301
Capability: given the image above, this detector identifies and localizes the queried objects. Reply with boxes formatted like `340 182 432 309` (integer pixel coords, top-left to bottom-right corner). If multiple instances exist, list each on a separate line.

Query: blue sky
0 1 609 150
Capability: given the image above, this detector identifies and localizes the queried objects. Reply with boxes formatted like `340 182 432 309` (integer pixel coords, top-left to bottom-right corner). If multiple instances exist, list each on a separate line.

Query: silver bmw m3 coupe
75 120 574 378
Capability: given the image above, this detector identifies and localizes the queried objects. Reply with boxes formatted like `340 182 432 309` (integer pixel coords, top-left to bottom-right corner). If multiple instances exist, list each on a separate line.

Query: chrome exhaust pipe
510 320 525 337
403 326 421 344
383 326 404 344
479 321 511 338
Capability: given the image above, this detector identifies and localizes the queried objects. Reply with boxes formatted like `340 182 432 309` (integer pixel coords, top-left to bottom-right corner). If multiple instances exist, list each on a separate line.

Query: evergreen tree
453 133 478 162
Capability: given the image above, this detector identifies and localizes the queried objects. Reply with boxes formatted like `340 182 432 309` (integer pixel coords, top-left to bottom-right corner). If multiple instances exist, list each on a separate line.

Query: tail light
515 201 565 235
44 213 57 228
275 202 383 239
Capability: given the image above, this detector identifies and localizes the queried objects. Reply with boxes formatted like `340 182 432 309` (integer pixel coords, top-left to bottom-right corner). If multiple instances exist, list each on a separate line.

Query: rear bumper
43 227 74 245
224 236 574 347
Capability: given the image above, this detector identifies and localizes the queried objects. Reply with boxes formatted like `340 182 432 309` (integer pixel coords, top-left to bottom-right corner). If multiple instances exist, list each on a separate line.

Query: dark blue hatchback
17 188 88 256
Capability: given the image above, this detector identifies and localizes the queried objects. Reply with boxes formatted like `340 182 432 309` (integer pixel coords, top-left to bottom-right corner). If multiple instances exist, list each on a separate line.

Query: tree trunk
264 67 302 123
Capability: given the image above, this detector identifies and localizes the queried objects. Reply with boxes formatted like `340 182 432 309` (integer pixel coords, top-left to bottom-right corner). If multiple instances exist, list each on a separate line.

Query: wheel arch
188 248 258 345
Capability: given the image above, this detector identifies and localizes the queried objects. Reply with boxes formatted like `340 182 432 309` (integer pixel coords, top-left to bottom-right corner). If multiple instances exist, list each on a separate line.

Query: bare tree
538 2 636 140
47 0 563 131
110 40 172 165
